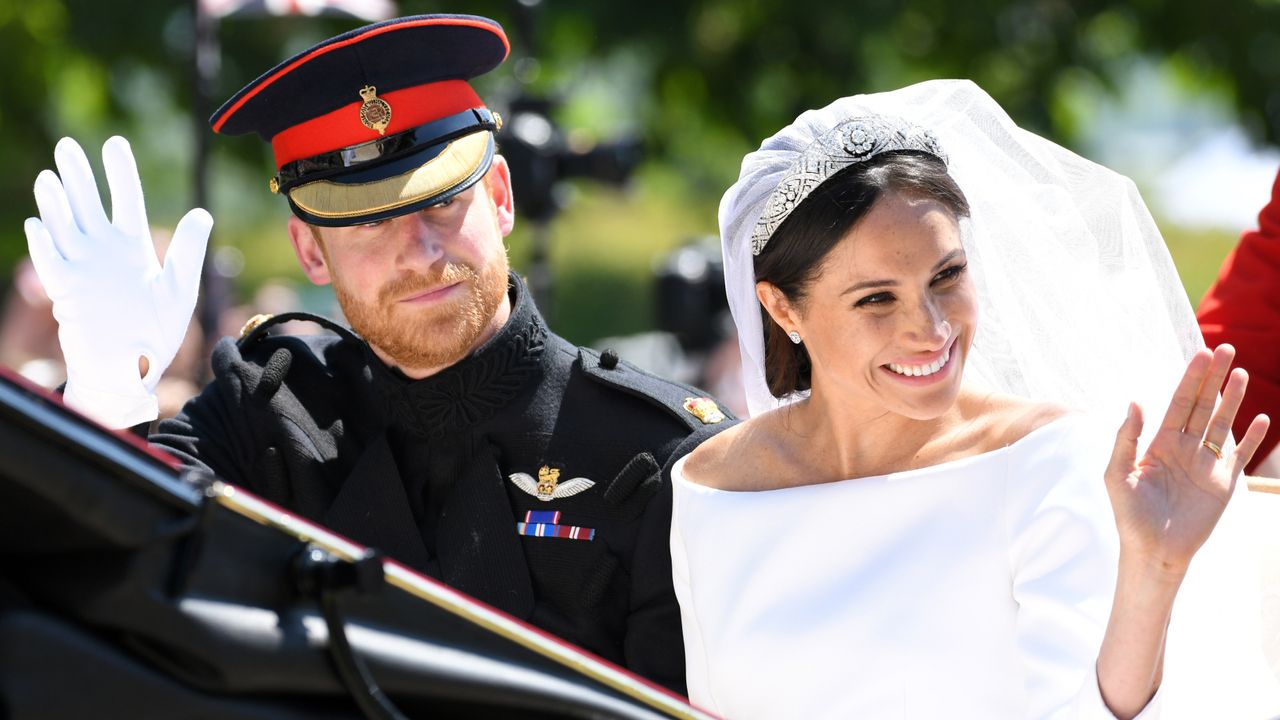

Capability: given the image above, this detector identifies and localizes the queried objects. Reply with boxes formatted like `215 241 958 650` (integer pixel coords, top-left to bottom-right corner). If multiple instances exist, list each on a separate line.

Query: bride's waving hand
1096 344 1269 717
1106 345 1269 573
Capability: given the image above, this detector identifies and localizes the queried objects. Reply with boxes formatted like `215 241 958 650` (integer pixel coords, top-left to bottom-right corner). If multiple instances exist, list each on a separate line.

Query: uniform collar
368 272 548 438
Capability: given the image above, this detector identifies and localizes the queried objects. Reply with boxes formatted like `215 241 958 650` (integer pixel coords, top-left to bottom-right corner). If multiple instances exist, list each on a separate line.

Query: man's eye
855 292 894 308
431 197 455 209
357 219 386 228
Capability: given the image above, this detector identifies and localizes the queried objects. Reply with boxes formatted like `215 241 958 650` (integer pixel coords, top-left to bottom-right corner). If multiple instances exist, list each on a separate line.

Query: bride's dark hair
755 151 970 399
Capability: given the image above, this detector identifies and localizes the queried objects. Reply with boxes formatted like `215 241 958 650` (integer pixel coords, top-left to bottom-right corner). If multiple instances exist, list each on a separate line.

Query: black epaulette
576 347 734 433
224 312 366 407
235 312 363 348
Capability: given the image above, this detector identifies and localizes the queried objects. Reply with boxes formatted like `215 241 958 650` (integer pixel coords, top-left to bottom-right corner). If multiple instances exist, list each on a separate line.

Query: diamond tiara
750 115 947 255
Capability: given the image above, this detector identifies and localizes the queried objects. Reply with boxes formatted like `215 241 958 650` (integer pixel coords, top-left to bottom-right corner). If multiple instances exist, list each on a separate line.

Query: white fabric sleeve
668 459 718 714
1003 416 1160 719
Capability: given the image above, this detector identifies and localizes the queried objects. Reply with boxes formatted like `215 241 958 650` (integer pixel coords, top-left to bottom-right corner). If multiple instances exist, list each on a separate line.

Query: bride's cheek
943 288 978 321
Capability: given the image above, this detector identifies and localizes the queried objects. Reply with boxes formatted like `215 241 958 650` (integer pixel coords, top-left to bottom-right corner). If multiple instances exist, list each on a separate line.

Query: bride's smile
882 334 956 381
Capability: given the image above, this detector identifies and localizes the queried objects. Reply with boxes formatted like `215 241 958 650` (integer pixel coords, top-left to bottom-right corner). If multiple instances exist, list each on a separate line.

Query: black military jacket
149 274 729 693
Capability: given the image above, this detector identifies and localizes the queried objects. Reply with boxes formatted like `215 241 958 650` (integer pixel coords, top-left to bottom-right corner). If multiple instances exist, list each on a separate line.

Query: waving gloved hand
23 137 212 429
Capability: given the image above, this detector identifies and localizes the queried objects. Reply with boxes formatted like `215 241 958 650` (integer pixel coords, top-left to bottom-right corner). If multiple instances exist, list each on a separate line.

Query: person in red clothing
1198 166 1280 476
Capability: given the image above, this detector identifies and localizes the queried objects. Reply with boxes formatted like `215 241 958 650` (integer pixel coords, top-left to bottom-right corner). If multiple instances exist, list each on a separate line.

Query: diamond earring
788 331 802 344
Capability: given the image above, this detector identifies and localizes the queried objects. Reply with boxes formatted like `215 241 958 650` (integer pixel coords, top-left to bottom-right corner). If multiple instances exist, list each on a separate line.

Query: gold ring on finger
1201 439 1224 460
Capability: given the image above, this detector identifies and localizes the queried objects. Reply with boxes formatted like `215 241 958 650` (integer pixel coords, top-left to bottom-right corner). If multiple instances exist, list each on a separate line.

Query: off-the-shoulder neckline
673 412 1083 495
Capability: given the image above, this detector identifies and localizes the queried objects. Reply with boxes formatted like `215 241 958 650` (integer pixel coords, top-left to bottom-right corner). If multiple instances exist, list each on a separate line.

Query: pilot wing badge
508 465 595 502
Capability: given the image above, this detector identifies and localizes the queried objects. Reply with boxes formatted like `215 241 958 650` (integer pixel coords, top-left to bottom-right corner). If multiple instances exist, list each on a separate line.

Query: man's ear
287 216 332 286
756 280 802 335
485 155 516 236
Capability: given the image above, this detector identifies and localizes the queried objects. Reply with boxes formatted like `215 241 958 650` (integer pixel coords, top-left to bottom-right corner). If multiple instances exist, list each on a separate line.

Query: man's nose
395 211 445 269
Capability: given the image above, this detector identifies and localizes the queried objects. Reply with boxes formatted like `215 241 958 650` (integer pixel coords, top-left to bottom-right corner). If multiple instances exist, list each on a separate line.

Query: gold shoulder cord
206 482 713 720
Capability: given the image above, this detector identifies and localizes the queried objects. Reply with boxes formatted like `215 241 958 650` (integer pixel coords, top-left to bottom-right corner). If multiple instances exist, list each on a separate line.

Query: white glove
23 137 212 429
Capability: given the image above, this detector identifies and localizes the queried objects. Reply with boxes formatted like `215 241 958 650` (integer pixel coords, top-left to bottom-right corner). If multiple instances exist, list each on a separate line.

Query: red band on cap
269 80 483 168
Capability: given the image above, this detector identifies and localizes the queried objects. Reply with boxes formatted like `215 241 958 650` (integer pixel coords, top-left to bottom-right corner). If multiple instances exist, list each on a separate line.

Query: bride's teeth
889 347 951 377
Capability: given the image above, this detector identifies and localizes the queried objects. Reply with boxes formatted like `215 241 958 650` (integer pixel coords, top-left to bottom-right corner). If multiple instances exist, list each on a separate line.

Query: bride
670 81 1278 718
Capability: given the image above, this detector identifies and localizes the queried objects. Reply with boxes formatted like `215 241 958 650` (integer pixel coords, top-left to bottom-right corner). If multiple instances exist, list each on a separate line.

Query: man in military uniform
23 15 731 693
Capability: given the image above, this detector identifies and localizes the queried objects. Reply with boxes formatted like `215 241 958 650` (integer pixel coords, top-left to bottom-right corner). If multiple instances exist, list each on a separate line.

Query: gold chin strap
288 131 490 220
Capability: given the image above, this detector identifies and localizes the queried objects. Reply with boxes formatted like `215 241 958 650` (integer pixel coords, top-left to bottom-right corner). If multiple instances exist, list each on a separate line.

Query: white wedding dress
672 414 1141 719
672 410 1280 718
695 79 1280 718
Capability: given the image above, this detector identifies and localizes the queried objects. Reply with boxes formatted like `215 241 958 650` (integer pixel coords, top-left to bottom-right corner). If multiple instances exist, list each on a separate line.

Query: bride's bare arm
1096 344 1269 717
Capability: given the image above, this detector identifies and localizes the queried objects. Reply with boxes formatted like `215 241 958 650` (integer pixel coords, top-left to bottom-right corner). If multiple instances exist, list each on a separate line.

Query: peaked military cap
210 14 508 227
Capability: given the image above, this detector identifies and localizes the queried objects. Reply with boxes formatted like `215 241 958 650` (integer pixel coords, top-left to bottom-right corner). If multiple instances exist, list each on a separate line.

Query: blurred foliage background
2 0 1278 346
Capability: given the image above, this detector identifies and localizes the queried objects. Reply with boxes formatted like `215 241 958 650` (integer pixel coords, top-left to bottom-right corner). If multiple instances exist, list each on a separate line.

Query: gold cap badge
358 85 392 135
683 397 726 424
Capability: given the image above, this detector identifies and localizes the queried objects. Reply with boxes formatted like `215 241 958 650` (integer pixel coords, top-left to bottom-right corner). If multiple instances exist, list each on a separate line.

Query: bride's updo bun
755 151 969 399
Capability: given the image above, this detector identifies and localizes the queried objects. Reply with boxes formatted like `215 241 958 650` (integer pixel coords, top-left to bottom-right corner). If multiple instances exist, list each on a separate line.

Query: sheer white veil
720 79 1198 420
719 80 1279 714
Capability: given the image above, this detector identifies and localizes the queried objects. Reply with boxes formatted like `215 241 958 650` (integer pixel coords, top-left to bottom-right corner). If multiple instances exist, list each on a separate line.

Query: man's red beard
332 254 509 372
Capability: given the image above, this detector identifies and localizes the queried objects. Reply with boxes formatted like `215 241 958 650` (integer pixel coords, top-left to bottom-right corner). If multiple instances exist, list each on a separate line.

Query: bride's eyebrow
932 249 965 270
839 249 966 297
841 277 895 296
